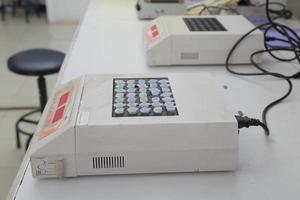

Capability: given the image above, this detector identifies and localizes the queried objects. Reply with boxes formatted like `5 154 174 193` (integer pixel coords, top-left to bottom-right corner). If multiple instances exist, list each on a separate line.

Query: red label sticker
52 106 65 123
151 25 157 31
152 30 159 38
58 92 70 107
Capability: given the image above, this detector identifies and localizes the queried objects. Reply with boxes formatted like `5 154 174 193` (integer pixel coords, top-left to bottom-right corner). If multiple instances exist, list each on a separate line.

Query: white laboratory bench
7 0 300 199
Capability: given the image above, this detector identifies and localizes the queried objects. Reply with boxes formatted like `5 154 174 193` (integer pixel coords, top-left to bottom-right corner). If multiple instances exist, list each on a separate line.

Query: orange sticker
150 25 157 31
38 124 59 140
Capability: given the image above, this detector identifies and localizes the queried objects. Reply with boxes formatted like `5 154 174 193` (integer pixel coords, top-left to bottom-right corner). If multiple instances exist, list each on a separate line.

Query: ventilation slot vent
181 52 199 60
92 156 125 169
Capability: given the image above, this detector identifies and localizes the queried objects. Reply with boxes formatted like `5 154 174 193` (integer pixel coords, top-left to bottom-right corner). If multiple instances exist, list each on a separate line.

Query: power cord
226 0 300 135
258 2 293 20
198 5 240 15
187 1 240 16
235 115 270 135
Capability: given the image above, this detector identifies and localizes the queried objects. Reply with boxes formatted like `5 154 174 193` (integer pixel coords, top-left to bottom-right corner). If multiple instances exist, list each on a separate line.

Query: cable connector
235 115 270 136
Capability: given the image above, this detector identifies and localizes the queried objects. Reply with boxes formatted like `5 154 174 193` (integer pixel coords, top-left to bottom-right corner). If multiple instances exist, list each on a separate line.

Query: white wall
46 0 91 23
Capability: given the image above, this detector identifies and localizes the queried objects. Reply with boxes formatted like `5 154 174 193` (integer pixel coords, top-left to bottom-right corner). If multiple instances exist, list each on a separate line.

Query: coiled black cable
258 2 293 20
225 0 300 135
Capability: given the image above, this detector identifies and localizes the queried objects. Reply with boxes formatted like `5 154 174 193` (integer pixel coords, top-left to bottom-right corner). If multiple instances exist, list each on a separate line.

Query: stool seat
7 49 65 76
7 48 65 150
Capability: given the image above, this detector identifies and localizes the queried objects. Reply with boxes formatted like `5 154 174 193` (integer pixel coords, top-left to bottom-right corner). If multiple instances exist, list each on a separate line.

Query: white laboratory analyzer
145 15 264 66
30 73 238 178
136 0 187 19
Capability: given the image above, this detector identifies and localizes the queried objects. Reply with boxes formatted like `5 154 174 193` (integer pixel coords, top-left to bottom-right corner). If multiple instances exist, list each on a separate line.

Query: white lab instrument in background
288 0 300 19
136 0 187 19
29 73 238 178
145 15 263 66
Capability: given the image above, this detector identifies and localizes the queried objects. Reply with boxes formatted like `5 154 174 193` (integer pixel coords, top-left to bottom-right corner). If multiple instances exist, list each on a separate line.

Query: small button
149 79 158 84
114 108 125 115
151 97 160 103
140 107 151 114
126 80 135 84
127 84 136 89
160 92 172 97
140 97 148 103
138 84 147 89
153 107 163 114
115 80 125 84
127 107 139 115
149 88 160 96
115 93 125 98
159 83 170 88
140 102 150 108
127 103 138 107
126 93 136 98
165 101 175 107
166 106 176 113
115 88 126 93
139 88 147 93
139 93 147 98
150 83 158 88
127 88 136 93
162 97 174 102
115 85 125 89
161 87 170 93
115 97 125 103
152 102 162 107
127 97 137 103
114 103 125 108
138 80 146 84
158 79 168 84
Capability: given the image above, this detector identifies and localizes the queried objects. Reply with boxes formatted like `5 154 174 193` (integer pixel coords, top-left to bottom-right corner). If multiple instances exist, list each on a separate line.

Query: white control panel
136 0 186 19
30 73 238 178
145 15 264 66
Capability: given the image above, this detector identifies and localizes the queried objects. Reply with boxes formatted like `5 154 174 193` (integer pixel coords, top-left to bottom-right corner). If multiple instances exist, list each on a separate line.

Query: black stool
7 49 65 149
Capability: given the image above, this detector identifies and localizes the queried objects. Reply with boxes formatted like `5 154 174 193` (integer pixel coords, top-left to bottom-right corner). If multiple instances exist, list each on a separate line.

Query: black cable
226 0 300 135
258 2 293 19
0 106 39 111
198 5 240 15
187 3 240 15
235 115 270 135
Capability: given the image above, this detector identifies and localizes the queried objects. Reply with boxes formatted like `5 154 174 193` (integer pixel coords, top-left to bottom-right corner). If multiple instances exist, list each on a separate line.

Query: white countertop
7 0 300 199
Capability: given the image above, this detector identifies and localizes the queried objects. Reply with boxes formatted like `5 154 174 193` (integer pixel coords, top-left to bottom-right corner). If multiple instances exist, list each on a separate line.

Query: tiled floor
0 14 77 200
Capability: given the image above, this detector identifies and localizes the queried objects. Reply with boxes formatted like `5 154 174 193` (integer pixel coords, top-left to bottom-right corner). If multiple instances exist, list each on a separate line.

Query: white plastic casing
137 0 186 19
145 15 264 66
30 73 238 178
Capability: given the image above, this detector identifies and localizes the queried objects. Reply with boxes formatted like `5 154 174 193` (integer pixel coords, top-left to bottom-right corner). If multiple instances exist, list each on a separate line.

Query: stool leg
25 134 33 150
38 76 47 112
12 1 16 16
36 0 41 18
15 122 21 148
25 0 30 23
1 1 5 21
